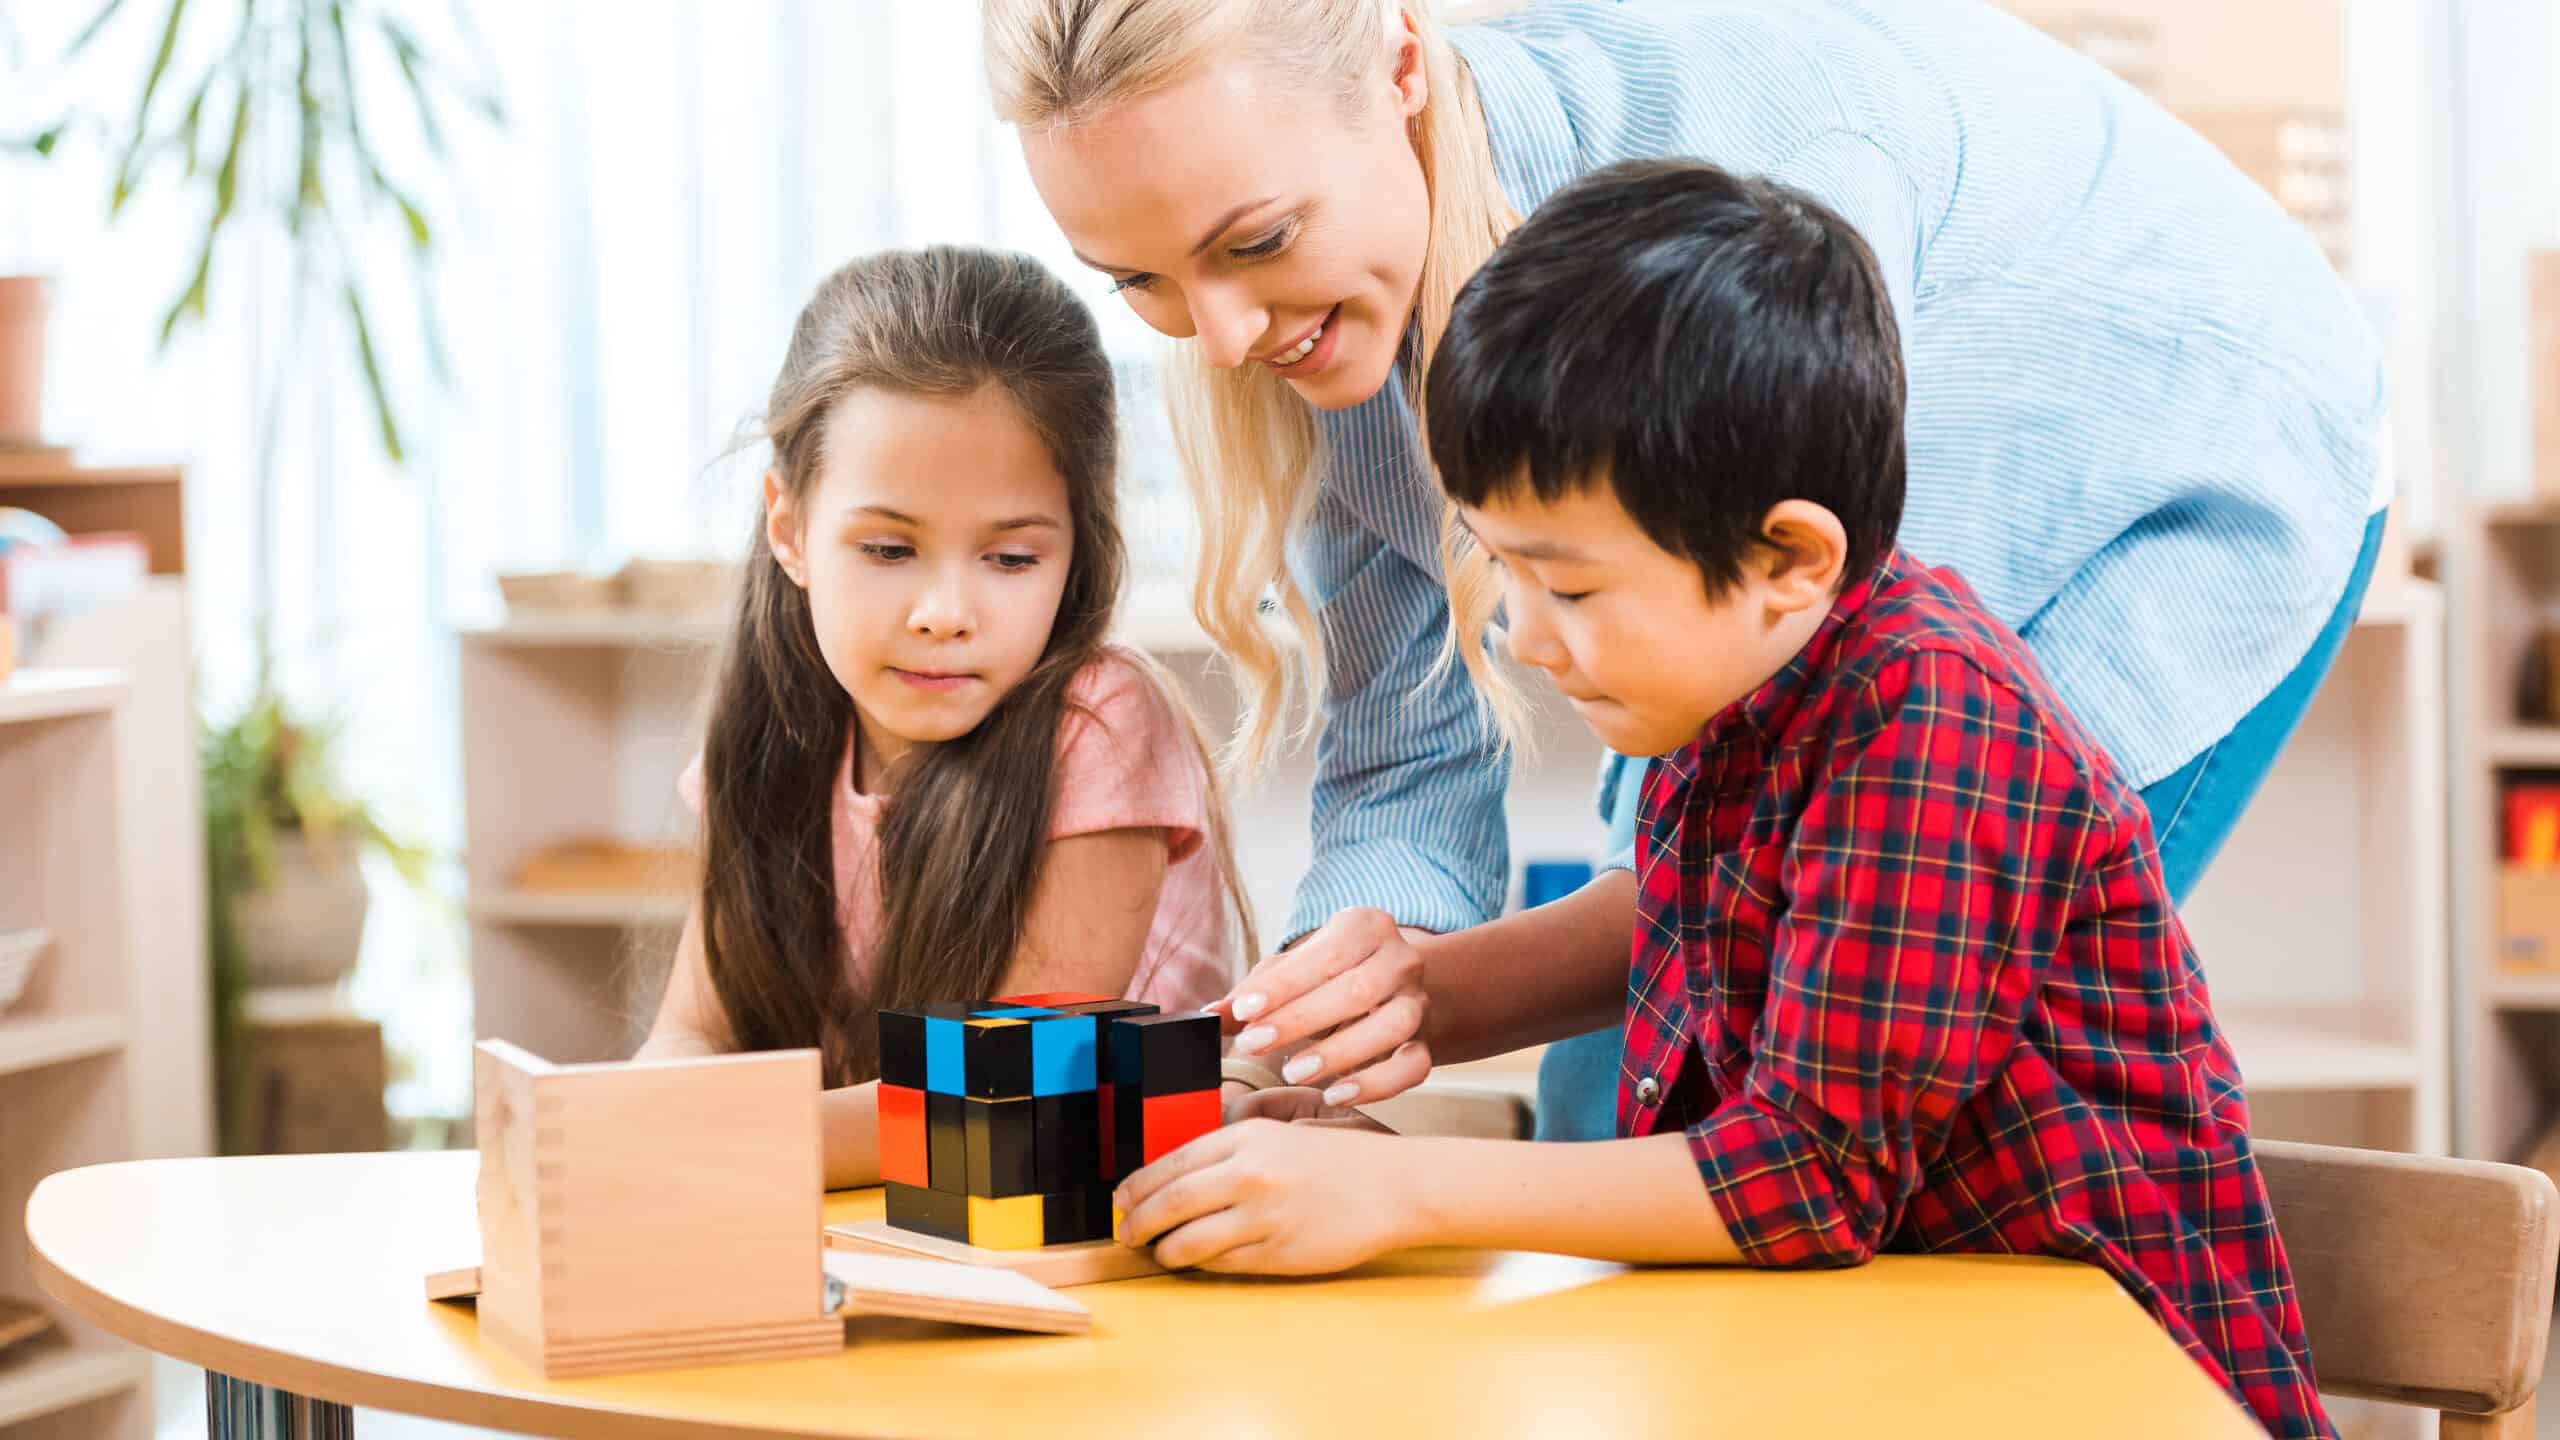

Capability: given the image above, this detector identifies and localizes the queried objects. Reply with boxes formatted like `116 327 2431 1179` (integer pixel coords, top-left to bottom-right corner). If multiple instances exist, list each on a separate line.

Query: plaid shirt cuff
1688 1096 1875 1269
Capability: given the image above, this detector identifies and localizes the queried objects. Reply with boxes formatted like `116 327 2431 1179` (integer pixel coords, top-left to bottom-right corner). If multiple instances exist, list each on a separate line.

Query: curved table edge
23 1168 873 1440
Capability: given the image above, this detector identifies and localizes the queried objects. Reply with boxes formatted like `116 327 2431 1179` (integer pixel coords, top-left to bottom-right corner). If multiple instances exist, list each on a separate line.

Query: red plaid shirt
1627 551 2328 1438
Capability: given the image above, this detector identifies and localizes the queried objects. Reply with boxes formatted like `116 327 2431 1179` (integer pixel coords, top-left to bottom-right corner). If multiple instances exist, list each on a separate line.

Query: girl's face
1018 31 1432 413
766 384 1075 780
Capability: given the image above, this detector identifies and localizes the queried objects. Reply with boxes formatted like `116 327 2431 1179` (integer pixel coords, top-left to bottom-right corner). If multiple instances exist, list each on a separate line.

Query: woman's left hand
1115 1118 1415 1274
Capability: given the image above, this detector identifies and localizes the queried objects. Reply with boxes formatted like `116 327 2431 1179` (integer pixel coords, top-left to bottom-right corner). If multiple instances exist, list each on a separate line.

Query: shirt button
1635 1076 1661 1105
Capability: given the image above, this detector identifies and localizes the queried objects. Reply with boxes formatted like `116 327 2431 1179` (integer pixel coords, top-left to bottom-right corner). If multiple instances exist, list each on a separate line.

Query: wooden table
26 1151 2266 1438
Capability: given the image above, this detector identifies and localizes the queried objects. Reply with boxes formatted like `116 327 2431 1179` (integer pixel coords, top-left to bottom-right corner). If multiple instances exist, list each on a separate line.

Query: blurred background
0 1 2553 1435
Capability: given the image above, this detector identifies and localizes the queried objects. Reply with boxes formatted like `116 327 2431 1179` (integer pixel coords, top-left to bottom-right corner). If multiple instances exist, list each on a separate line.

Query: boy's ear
763 469 808 588
1755 500 1847 613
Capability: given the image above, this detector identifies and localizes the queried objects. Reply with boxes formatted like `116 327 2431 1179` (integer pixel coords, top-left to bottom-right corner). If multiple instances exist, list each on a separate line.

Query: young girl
637 246 1253 1187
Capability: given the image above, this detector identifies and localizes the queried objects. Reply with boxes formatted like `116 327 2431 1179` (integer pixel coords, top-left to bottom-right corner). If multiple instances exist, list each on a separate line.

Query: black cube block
1111 1011 1220 1096
962 1017 1035 1100
880 1000 976 1091
964 1096 1036 1198
1110 1082 1145 1181
1033 1090 1101 1193
1042 1185 1113 1245
926 1090 968 1194
1052 999 1157 1083
886 1181 968 1243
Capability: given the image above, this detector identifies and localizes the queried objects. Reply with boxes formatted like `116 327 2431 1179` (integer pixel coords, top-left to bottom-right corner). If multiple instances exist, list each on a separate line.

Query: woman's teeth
1273 321 1324 367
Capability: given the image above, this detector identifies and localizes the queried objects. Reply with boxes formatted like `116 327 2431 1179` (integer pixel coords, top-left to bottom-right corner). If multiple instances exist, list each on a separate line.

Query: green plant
12 0 503 676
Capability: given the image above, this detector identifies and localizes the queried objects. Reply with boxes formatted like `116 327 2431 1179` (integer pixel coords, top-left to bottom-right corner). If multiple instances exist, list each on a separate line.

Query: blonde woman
984 0 2388 1139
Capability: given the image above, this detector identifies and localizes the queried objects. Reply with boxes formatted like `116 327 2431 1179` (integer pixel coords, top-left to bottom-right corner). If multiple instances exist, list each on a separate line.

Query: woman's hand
1214 907 1432 1107
1115 1118 1413 1274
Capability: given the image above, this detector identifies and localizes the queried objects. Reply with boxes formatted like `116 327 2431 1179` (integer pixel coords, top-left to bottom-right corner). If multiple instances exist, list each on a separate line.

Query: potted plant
201 690 438 1150
0 276 45 447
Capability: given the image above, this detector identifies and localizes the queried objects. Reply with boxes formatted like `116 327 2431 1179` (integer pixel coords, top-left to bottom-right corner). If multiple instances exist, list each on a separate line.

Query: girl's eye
856 541 914 562
1231 223 1294 261
1548 589 1592 605
991 552 1041 572
1108 273 1157 295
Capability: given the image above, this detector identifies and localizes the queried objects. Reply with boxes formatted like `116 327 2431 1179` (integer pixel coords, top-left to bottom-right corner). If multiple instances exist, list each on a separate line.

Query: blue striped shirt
1286 0 2385 941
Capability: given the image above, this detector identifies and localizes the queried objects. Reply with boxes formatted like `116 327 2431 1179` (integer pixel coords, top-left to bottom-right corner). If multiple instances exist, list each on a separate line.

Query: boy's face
1460 482 1838 758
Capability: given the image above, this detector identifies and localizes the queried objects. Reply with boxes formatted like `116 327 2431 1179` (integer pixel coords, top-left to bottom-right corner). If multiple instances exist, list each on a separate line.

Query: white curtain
0 0 1189 1119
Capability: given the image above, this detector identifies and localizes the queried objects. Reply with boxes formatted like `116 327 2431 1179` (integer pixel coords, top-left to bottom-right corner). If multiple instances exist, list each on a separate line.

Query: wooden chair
2256 1139 2560 1437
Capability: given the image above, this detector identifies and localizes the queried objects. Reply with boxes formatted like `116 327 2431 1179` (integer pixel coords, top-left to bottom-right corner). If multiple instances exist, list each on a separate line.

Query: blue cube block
926 1014 967 1095
1030 1014 1098 1095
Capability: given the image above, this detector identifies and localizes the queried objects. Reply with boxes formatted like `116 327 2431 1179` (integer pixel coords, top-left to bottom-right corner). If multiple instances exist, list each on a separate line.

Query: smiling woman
982 0 2389 1146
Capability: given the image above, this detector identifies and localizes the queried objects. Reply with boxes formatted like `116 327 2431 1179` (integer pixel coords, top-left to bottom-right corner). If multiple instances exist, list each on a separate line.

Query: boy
1114 159 2329 1438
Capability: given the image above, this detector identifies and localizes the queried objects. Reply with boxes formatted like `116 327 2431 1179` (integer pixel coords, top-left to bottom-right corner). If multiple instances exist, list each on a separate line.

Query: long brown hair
697 245 1251 1085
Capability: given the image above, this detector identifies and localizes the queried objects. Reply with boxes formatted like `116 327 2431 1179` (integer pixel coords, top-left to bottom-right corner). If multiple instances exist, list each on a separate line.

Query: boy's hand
1223 1084 1399 1131
1212 908 1432 1107
1115 1119 1412 1274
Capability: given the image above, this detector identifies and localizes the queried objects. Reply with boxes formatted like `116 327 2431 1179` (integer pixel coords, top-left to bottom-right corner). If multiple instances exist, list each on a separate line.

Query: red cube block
878 1082 929 1188
1142 1089 1220 1167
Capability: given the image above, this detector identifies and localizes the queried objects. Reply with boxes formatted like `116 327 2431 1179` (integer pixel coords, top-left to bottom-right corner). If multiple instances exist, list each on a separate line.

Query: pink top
681 650 1238 1013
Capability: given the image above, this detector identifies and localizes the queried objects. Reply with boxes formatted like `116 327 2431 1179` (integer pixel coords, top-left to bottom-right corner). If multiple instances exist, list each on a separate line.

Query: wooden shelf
2221 1016 2422 1093
470 889 688 928
2489 970 2560 1011
0 672 126 728
0 1015 127 1080
461 613 725 649
0 457 186 574
0 1344 150 1427
2488 728 2560 767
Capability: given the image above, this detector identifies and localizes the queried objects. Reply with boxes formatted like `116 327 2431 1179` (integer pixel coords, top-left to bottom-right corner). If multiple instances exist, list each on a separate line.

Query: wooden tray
825 1218 1165 1288
510 839 693 894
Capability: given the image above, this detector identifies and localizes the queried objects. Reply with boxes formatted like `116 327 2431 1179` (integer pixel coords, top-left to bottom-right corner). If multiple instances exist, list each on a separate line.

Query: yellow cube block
967 1193 1045 1250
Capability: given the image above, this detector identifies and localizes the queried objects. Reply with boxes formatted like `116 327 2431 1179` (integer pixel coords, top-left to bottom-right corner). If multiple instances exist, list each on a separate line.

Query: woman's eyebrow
1068 195 1281 272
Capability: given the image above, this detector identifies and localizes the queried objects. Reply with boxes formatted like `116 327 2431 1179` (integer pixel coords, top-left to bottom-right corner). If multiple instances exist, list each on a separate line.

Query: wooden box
2498 866 2560 974
472 1041 842 1377
496 571 617 616
615 559 734 615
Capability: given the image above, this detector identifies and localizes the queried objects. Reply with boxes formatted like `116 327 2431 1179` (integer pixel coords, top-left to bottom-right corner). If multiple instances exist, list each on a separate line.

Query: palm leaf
63 0 130 62
109 0 190 216
344 284 403 463
378 18 445 158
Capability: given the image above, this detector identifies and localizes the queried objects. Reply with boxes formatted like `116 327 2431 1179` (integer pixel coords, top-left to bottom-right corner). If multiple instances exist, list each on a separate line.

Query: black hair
1425 158 1906 591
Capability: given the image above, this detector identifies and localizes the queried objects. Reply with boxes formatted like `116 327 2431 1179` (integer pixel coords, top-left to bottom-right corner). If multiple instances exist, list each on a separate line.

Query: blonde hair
985 0 1526 768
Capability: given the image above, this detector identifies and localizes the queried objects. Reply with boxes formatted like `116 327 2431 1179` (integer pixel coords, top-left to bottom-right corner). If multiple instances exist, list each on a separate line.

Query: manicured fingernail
1230 992 1267 1021
1283 1054 1321 1085
1324 1082 1359 1106
1238 1026 1276 1055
